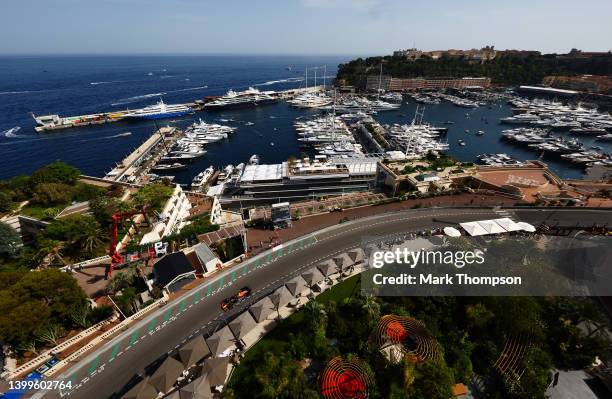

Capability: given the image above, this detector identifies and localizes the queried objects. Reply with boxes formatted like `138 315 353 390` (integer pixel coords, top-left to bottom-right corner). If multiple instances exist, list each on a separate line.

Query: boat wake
0 90 43 96
111 93 166 106
110 132 132 138
254 77 304 86
90 80 131 85
3 126 22 138
78 132 133 142
169 86 208 93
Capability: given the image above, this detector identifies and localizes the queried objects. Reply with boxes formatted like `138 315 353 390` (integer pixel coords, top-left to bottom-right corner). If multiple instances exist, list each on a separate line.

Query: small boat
458 139 466 146
465 129 470 133
151 162 186 172
191 166 215 190
270 142 275 146
3 126 21 137
596 134 612 142
476 130 485 136
249 154 259 165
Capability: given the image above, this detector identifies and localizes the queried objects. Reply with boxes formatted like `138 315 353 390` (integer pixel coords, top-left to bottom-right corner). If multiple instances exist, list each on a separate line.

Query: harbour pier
31 86 324 133
105 126 182 183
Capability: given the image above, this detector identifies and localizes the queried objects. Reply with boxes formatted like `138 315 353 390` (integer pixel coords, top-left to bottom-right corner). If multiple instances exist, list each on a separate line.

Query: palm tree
36 239 66 268
362 296 381 325
80 227 104 256
304 300 327 329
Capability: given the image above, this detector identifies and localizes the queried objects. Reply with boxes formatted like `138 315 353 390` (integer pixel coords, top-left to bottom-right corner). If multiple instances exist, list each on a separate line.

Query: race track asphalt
40 207 611 398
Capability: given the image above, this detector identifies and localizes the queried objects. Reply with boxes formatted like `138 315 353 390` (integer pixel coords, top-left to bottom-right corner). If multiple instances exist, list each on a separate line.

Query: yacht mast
323 65 327 88
377 61 383 98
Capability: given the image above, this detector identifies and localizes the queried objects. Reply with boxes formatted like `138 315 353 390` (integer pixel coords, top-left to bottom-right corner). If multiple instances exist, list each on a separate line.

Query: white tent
459 221 489 236
493 218 523 232
517 222 536 232
477 220 506 235
443 227 462 237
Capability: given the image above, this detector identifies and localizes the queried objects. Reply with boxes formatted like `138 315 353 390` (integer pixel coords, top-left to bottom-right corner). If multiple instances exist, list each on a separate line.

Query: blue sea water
0 55 347 180
0 55 604 181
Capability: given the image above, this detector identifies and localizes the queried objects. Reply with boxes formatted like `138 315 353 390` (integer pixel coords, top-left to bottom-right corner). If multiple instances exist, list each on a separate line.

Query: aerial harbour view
1 1 612 399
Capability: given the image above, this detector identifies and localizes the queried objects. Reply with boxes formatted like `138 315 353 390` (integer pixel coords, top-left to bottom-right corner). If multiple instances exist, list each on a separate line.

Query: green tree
36 323 65 346
35 238 67 267
80 225 105 257
0 271 24 290
89 196 122 227
512 347 552 399
11 269 88 322
0 222 20 257
43 214 104 259
0 190 13 213
131 183 173 211
407 359 455 399
107 269 136 294
361 296 381 326
31 182 73 205
253 352 313 399
28 161 81 188
0 292 51 350
304 300 327 331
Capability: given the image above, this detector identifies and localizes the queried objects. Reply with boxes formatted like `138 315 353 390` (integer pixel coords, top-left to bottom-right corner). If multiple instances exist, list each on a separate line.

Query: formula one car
220 286 251 311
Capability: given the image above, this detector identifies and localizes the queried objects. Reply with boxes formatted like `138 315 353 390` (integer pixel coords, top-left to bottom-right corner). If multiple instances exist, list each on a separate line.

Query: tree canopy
0 222 20 257
28 161 81 188
227 274 611 399
0 269 88 351
337 53 612 88
131 183 174 211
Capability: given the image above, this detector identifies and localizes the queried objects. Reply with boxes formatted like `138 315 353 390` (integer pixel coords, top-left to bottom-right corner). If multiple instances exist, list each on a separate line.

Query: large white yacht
124 99 192 119
204 87 278 109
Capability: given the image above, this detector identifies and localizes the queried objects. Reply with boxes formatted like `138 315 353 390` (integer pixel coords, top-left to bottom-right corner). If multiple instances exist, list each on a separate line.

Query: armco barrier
44 296 168 378
6 317 115 380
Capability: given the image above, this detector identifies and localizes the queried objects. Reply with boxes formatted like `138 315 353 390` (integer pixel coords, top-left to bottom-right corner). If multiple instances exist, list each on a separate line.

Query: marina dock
31 86 324 133
105 126 182 183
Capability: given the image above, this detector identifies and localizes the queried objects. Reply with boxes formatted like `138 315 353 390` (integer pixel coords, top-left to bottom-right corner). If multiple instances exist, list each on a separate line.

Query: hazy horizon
1 0 611 56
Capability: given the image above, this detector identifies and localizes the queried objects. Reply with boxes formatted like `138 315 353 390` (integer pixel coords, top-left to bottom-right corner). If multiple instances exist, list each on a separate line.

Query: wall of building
543 75 612 94
367 76 492 91
140 185 192 245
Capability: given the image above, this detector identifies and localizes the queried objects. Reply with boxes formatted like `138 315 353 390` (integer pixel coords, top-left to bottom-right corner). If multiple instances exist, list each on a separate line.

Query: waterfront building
140 185 192 245
542 75 612 95
377 160 475 196
366 76 491 91
393 46 497 62
221 156 379 206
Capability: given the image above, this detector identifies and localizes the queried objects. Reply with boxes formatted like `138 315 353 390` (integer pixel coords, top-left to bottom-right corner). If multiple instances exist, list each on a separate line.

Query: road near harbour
40 207 611 399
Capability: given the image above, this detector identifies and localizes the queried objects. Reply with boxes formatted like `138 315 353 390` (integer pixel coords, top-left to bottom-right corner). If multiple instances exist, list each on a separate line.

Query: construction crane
106 208 148 279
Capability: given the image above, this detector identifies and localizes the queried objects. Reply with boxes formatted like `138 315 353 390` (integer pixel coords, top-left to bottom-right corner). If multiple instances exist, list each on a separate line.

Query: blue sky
1 0 611 55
